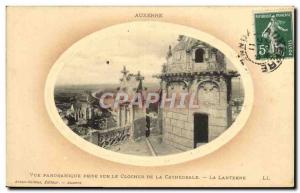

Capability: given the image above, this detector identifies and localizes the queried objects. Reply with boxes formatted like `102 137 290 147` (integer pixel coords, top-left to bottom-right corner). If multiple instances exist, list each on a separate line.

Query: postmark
238 11 294 73
238 30 284 73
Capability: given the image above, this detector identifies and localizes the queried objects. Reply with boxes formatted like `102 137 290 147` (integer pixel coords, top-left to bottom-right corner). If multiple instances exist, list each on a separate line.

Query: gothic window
195 48 205 63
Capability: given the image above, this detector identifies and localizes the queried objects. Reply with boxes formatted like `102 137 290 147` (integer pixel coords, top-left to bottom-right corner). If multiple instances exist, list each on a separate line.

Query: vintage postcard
6 6 295 187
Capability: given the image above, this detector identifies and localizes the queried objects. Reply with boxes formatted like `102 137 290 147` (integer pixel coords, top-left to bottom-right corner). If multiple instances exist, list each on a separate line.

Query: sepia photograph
53 23 244 156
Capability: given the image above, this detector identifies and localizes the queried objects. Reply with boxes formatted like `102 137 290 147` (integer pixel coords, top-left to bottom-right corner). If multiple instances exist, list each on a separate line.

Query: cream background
6 6 294 187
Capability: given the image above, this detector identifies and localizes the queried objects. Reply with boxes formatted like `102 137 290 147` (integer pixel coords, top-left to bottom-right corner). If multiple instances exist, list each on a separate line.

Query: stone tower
157 35 239 150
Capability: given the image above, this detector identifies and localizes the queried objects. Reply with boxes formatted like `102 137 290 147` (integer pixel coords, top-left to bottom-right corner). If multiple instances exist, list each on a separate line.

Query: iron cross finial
121 65 129 75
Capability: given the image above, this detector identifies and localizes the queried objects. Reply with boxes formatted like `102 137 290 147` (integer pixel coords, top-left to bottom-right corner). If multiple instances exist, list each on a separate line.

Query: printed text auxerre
134 13 163 18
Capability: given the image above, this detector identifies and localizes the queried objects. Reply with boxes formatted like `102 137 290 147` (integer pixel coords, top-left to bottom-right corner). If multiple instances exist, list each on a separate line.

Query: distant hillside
55 80 243 98
231 79 244 98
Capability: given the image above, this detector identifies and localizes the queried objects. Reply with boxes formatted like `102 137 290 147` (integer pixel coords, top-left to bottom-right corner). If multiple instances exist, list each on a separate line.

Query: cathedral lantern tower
156 35 239 150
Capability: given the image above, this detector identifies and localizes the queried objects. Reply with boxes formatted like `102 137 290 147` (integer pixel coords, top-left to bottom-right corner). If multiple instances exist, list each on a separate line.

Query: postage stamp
254 12 294 60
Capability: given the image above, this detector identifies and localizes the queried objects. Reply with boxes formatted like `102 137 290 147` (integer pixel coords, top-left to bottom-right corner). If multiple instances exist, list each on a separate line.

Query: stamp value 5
255 12 294 60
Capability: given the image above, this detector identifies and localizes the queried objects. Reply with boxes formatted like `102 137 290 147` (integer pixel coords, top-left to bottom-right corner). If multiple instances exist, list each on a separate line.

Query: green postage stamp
254 11 294 60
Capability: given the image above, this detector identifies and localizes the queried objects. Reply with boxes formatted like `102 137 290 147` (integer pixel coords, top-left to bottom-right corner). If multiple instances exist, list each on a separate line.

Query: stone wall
132 107 146 139
163 109 193 151
133 117 146 139
162 105 229 151
190 106 228 141
162 76 230 150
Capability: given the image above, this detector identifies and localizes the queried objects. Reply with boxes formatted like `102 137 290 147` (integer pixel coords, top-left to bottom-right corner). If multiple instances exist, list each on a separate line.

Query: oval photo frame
45 21 254 166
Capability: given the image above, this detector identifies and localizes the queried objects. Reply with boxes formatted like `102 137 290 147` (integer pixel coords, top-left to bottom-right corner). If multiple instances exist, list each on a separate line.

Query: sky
55 23 236 86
